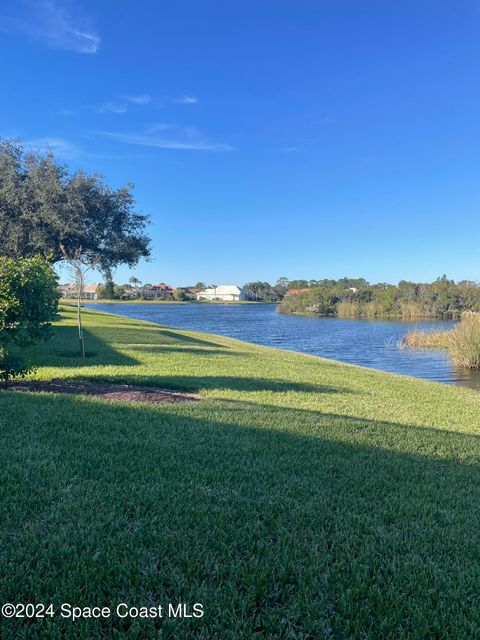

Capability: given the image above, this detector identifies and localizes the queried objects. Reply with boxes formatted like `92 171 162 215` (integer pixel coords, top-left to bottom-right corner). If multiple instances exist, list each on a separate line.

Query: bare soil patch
0 378 200 404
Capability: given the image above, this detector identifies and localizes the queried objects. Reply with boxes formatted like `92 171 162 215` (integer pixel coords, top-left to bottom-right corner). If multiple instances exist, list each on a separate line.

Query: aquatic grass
401 329 451 349
336 300 359 317
404 312 480 369
2 306 480 638
448 312 480 368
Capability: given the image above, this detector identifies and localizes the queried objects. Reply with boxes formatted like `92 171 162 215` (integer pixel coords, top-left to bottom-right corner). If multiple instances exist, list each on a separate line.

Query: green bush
0 255 59 380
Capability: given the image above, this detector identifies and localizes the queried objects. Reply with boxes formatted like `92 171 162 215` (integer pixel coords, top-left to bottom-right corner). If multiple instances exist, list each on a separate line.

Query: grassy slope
2 307 480 639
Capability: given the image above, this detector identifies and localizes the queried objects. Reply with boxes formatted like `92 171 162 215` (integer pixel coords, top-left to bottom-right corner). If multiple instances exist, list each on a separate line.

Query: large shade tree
0 138 151 356
0 139 151 272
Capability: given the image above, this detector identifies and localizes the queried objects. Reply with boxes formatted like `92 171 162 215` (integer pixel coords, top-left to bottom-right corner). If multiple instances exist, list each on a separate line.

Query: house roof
148 283 173 290
59 283 100 292
198 285 243 295
83 283 101 293
286 288 310 295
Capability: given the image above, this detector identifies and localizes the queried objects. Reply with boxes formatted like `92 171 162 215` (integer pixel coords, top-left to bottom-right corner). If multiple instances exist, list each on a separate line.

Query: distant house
122 288 139 299
58 283 76 298
196 285 246 301
178 287 197 300
286 288 310 296
58 283 101 300
141 283 174 300
83 283 101 300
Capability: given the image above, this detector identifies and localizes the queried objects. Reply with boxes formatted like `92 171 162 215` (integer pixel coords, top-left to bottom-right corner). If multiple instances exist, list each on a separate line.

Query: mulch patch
0 378 200 404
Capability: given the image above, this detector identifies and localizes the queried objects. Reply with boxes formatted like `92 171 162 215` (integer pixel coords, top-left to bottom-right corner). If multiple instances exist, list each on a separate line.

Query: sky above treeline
1 0 480 286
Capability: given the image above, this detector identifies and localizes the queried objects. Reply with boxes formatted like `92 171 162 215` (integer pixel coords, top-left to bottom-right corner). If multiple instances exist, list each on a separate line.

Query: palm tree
129 276 141 288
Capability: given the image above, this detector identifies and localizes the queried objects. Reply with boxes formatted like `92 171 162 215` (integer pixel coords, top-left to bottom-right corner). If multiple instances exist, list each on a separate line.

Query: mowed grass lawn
2 307 480 639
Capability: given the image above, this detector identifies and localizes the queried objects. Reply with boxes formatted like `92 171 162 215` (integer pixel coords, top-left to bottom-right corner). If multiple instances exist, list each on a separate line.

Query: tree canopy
278 277 480 319
0 139 151 275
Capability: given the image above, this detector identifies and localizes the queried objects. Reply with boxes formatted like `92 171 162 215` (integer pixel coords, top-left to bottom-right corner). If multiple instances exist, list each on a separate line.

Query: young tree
0 256 59 380
60 245 100 358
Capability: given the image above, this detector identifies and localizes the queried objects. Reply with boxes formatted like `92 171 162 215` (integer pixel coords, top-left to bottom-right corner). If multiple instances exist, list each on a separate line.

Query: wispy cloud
322 115 336 125
173 95 199 105
99 93 152 114
0 0 100 54
99 101 129 114
22 136 150 162
24 136 80 159
93 125 232 152
145 122 175 133
123 94 151 105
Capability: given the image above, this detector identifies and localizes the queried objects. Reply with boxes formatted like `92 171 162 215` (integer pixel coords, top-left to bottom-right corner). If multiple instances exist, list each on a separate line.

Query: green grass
2 306 480 638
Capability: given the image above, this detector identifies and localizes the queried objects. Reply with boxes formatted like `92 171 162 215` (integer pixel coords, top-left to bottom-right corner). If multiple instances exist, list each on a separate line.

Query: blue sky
1 0 480 286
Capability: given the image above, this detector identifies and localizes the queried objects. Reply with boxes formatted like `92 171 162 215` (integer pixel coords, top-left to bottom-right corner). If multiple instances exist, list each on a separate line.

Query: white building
58 283 101 300
196 285 246 301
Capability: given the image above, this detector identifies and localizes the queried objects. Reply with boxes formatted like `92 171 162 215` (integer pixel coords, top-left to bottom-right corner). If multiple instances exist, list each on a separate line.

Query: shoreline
60 297 275 306
278 309 460 321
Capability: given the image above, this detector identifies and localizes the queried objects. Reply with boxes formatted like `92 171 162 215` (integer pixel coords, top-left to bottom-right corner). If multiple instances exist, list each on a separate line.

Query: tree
60 245 100 358
0 139 152 356
243 281 279 301
129 276 142 288
274 277 290 299
0 255 59 380
102 279 116 300
0 139 151 273
287 279 310 290
173 287 188 301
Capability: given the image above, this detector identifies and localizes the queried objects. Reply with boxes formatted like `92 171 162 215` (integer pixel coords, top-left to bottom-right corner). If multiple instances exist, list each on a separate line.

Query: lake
87 303 480 389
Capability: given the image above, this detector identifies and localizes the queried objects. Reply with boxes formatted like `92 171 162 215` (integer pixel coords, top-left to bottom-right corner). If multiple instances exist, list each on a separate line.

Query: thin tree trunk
77 275 85 358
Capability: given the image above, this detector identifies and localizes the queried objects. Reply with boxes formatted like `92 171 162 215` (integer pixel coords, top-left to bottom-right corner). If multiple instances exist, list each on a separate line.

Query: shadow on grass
1 392 480 638
128 345 245 356
153 329 228 348
86 373 346 394
28 326 139 368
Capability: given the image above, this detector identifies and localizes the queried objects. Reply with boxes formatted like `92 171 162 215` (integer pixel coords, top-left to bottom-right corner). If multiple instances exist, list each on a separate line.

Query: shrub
0 255 59 380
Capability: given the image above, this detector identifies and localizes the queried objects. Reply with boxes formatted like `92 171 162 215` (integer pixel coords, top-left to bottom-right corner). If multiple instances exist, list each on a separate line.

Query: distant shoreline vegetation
278 276 480 319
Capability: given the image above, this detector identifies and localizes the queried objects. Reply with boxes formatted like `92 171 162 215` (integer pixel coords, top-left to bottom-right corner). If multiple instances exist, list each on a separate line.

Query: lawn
2 306 480 639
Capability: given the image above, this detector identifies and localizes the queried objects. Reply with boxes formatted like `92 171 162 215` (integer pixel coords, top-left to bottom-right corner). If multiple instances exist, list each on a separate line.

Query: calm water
88 303 480 389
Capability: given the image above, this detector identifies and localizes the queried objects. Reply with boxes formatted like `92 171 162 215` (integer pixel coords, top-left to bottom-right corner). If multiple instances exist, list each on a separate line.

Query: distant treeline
278 277 480 319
